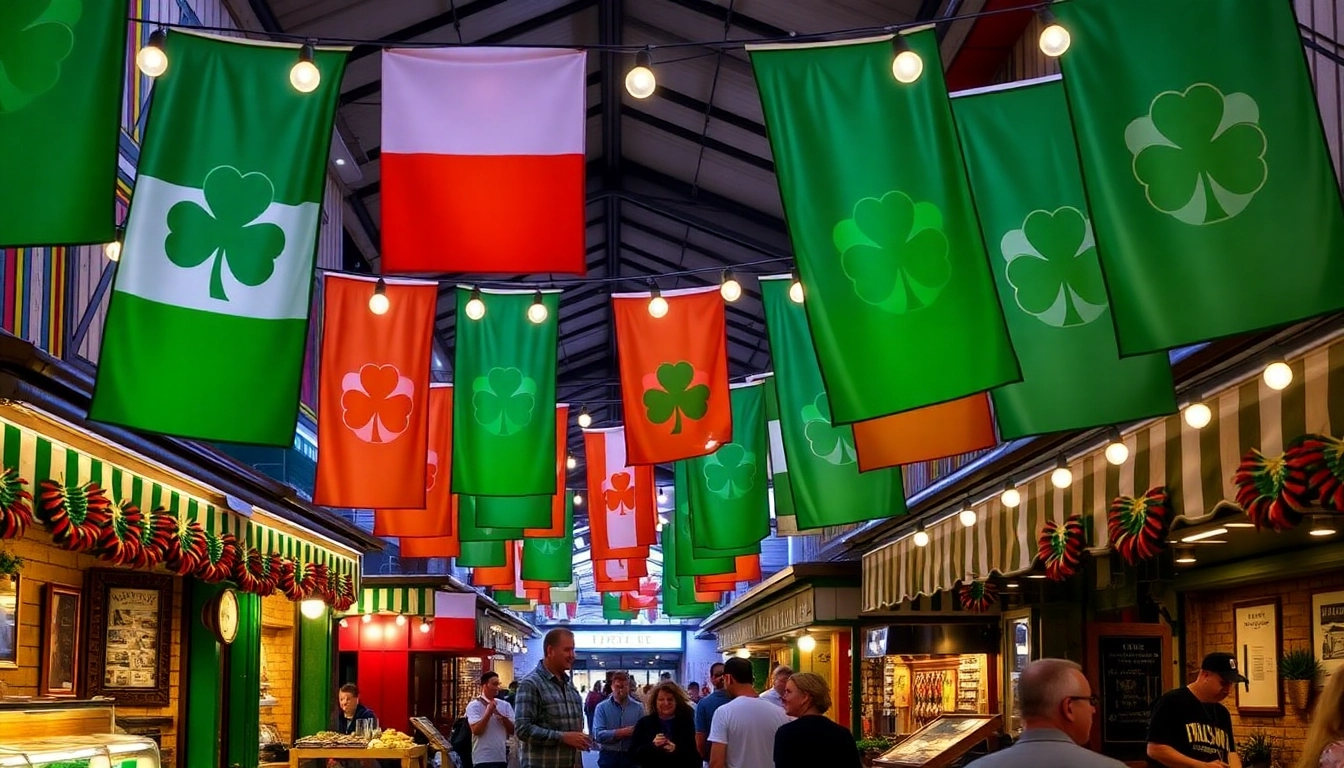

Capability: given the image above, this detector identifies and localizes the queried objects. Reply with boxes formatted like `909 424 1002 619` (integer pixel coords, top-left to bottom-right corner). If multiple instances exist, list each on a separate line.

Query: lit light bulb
788 276 804 304
1263 362 1293 391
657 489 668 504
626 51 656 99
104 238 122 262
299 598 326 619
577 409 592 428
1105 439 1129 466
290 43 321 93
137 29 168 78
573 492 584 506
527 290 549 324
465 288 486 320
736 648 750 659
720 270 742 302
566 454 577 470
1051 465 1073 489
797 634 817 653
959 507 977 527
648 292 669 319
339 618 349 628
1184 402 1212 429
892 50 924 83
913 528 929 547
395 614 407 627
368 278 389 315
1000 486 1021 508
1038 24 1071 57
361 613 372 624
419 619 431 633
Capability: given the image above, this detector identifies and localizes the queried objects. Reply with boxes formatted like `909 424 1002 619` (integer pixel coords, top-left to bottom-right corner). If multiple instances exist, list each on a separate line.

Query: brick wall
0 532 183 762
1183 570 1344 766
260 594 295 743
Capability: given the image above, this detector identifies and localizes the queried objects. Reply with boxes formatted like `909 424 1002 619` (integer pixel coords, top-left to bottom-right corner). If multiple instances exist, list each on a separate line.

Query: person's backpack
449 717 473 768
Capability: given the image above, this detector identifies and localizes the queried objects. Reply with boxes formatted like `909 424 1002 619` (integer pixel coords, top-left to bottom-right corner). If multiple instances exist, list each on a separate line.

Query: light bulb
104 238 122 262
1264 362 1293 391
420 619 431 633
736 648 750 659
1000 486 1021 508
578 409 592 428
368 278 389 315
1038 24 1071 57
892 50 924 83
395 614 407 626
797 634 817 653
788 278 804 304
137 30 168 78
913 528 929 547
720 271 742 302
290 43 320 93
566 454 577 470
1184 402 1212 429
648 294 669 318
299 598 326 619
465 288 486 320
527 291 549 324
339 618 349 628
361 613 372 624
1051 465 1073 489
626 50 656 99
657 489 668 504
1105 440 1129 466
959 507 977 527
573 492 584 506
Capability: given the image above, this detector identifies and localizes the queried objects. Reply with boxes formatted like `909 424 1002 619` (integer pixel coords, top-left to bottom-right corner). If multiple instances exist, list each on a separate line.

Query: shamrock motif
472 367 537 436
800 393 856 466
0 0 78 113
1001 207 1107 327
603 471 635 514
533 537 564 555
642 361 711 435
340 363 415 443
165 166 286 301
833 191 951 314
425 449 438 491
703 443 756 499
1126 83 1267 225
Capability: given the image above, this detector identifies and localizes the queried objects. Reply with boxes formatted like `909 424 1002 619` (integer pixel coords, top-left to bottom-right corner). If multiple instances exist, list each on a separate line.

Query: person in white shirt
757 666 791 709
467 671 517 768
708 657 792 768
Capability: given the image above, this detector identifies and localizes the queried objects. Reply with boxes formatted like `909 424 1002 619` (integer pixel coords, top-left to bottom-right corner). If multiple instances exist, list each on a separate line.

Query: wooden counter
288 744 428 767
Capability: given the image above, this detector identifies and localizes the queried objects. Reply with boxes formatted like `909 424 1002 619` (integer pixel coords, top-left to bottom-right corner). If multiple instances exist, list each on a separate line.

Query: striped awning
341 586 438 616
863 333 1344 611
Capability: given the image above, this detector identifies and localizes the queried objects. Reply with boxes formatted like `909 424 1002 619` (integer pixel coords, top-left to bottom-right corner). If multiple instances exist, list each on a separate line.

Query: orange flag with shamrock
584 426 656 560
613 286 732 464
374 384 456 538
315 275 437 508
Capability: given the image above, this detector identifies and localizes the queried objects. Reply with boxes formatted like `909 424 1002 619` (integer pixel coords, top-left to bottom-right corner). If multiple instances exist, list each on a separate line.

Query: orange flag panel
853 393 997 471
374 384 456 538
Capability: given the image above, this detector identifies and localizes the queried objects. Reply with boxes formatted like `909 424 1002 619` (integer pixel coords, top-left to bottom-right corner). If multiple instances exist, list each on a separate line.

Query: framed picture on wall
0 571 20 669
1312 589 1344 687
1233 597 1282 715
84 569 173 706
42 583 81 696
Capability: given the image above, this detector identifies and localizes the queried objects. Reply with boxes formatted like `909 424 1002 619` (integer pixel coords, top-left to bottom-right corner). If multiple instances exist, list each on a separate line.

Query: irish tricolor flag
380 47 588 275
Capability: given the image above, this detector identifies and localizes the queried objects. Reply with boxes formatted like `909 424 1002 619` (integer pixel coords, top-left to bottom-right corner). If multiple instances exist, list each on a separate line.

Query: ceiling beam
344 0 515 64
600 0 624 424
661 0 790 38
620 218 764 302
655 85 767 138
622 105 774 173
621 163 786 234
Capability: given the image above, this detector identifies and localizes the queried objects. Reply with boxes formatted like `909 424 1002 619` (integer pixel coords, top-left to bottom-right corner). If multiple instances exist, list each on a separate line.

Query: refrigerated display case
0 734 160 768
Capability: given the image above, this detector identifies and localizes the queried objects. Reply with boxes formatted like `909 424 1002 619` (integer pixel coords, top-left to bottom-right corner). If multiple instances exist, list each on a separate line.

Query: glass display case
0 734 160 768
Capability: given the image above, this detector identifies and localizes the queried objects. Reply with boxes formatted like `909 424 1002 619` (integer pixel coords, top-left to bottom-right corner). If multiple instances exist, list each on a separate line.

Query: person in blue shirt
694 663 730 761
594 672 644 768
335 683 378 734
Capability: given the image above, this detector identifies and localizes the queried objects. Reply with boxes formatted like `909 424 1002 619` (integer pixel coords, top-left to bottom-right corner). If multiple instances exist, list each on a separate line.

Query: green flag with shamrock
457 496 524 543
453 286 560 496
473 493 552 530
455 539 507 568
748 373 803 537
685 383 770 551
1054 0 1344 354
602 592 637 621
672 462 739 577
0 0 128 246
89 32 347 445
521 496 574 583
750 32 1019 425
760 276 907 530
659 515 717 618
951 78 1177 439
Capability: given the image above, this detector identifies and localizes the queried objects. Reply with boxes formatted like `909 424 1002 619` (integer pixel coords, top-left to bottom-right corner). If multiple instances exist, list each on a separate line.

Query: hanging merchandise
750 31 1019 424
672 462 739 577
525 406 572 537
1037 516 1086 581
583 426 657 560
452 286 561 496
1054 0 1344 355
602 592 639 621
749 374 802 536
613 286 733 465
958 580 998 613
593 557 645 593
951 78 1177 439
759 277 907 530
37 479 110 553
162 511 209 576
89 32 348 445
0 0 128 247
521 495 575 583
658 514 716 618
1107 487 1172 565
1234 447 1308 531
373 384 457 537
685 383 771 552
1286 434 1344 513
379 47 588 275
315 274 437 508
0 468 33 540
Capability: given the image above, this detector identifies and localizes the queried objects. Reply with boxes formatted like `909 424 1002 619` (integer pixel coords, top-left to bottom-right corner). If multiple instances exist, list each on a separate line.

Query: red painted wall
338 616 412 734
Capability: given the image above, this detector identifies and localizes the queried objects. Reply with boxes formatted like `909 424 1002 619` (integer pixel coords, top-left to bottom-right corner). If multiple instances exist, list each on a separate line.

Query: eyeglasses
1066 695 1099 706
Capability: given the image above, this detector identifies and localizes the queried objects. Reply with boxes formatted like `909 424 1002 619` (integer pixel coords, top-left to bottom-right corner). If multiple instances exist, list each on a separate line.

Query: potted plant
0 547 21 593
1237 731 1278 768
1282 647 1322 710
856 736 892 768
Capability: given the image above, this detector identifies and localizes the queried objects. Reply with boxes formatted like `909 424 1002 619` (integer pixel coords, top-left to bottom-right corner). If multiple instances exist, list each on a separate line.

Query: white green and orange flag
584 426 656 560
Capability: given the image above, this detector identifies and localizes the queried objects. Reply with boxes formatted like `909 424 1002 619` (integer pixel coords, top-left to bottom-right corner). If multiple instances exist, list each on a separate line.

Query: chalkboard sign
409 716 451 753
1098 635 1164 746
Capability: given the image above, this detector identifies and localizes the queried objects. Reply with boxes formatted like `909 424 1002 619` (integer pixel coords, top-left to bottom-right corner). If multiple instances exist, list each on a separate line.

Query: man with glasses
695 662 731 762
971 659 1124 767
1147 653 1245 768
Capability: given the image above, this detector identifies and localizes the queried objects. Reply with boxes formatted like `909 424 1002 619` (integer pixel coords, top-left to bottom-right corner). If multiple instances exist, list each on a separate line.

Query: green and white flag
1055 0 1344 354
521 496 574 583
659 512 717 618
748 373 803 536
452 286 560 496
89 32 347 445
0 0 128 246
951 78 1177 439
760 276 906 531
686 383 770 552
672 462 738 577
750 31 1019 424
457 496 523 543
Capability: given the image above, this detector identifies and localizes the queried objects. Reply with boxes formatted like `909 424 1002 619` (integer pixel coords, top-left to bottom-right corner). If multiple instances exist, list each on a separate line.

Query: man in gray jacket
972 659 1126 768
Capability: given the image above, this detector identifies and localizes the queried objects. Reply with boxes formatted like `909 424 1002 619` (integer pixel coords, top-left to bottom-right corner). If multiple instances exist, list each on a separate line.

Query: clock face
218 589 239 644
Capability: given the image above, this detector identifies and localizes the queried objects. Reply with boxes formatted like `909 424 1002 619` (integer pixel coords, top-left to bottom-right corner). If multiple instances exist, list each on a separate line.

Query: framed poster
1312 589 1344 687
84 569 173 706
42 583 81 696
0 571 19 669
1233 597 1282 715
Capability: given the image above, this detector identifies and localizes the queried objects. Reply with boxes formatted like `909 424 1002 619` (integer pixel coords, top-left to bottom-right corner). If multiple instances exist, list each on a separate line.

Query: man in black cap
1146 652 1247 768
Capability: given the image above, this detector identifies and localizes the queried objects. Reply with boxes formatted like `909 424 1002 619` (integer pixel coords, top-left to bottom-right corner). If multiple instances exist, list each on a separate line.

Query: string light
1263 362 1293 391
913 522 929 547
735 648 750 659
797 634 817 653
1050 454 1073 489
419 617 432 633
527 290 549 324
464 287 486 320
577 407 592 428
958 501 977 527
104 226 125 262
290 41 321 93
1183 401 1212 429
626 50 656 99
648 284 669 318
368 278 389 315
1037 8 1071 57
137 28 168 78
361 613 372 624
720 270 742 302
890 35 923 84
566 454 577 470
657 487 668 504
573 492 584 506
299 598 326 619
395 613 408 626
788 271 804 304
1104 427 1129 466
1000 480 1021 509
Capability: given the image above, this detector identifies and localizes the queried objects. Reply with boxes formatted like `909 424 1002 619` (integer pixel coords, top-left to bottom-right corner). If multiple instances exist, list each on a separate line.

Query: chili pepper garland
162 513 209 575
195 531 238 583
1286 433 1344 513
0 467 33 540
97 499 144 566
958 580 998 613
1038 516 1086 581
1107 487 1171 565
1233 447 1308 531
133 508 174 569
38 479 111 552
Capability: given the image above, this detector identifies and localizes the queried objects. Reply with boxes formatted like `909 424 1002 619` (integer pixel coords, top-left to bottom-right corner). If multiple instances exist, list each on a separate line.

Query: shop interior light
577 407 593 428
339 618 349 628
720 270 742 302
1263 361 1293 391
1224 522 1256 528
1310 516 1338 537
1183 401 1212 429
788 271 804 304
137 28 168 78
797 634 817 653
1004 582 1020 589
420 617 432 633
736 648 751 658
1000 480 1021 508
1037 8 1071 57
566 454 577 470
361 613 373 624
648 284 669 318
1173 544 1197 564
527 290 549 324
913 522 929 547
1180 527 1228 543
1050 454 1073 489
625 50 657 99
890 34 924 83
395 614 407 626
368 278 390 315
290 41 321 93
464 287 486 320
1026 573 1047 580
299 598 326 619
1104 427 1129 466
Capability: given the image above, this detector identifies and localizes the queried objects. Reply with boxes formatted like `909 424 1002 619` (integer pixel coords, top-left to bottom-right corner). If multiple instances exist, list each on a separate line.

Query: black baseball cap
1201 653 1249 684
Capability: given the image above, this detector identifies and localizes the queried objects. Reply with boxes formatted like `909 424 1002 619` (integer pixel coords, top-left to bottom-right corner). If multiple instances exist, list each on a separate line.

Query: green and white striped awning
341 587 439 617
863 333 1344 611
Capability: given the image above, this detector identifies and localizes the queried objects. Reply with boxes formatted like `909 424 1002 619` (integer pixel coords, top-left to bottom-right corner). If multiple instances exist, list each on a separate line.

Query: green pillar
296 604 334 738
226 591 262 768
183 582 226 768
849 628 862 736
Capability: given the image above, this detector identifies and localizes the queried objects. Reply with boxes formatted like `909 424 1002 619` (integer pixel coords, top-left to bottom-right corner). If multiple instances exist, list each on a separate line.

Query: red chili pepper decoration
1286 434 1344 513
97 499 144 566
958 580 998 613
276 556 304 601
0 467 33 540
39 479 111 552
195 532 238 584
1107 487 1171 565
162 514 208 576
1234 447 1308 531
1038 516 1086 581
134 508 174 568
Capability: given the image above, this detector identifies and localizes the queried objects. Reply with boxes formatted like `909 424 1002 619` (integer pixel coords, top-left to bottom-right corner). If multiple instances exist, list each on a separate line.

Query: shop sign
573 630 683 651
1097 635 1165 746
714 589 814 651
864 627 889 658
483 621 526 655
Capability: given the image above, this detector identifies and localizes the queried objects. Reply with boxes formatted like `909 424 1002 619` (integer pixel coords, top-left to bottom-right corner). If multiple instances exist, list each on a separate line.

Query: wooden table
288 744 428 767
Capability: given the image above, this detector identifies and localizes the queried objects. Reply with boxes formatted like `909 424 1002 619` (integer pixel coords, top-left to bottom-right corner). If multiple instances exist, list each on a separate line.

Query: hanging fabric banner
1055 0 1344 354
457 496 524 542
525 405 572 537
475 405 568 529
454 539 507 568
398 536 460 559
471 543 516 589
380 47 588 275
673 462 739 577
90 32 348 445
760 276 907 530
748 373 802 537
612 286 733 464
659 514 717 618
0 0 128 247
315 275 437 508
685 383 771 552
584 426 657 560
951 78 1177 439
749 31 1019 424
432 591 477 649
593 557 645 593
521 495 574 583
453 286 560 496
373 383 456 535
602 592 638 621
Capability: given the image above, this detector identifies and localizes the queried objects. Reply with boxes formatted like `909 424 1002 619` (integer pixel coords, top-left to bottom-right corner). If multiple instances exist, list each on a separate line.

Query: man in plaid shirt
515 628 594 768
